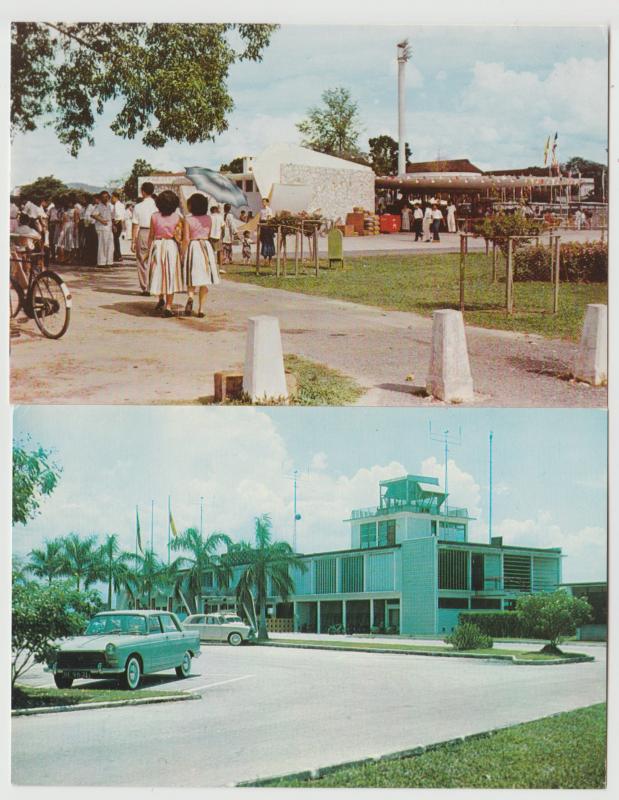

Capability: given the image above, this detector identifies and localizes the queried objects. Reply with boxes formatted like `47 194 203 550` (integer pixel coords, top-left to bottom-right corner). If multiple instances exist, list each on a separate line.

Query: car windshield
85 614 146 635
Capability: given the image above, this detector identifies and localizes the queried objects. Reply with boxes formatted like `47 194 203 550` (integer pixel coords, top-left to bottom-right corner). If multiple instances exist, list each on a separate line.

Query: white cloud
310 452 328 471
495 512 606 583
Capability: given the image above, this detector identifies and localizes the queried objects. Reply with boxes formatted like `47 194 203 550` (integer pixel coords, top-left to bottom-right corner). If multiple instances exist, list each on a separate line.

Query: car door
143 614 166 672
159 613 184 666
187 614 208 640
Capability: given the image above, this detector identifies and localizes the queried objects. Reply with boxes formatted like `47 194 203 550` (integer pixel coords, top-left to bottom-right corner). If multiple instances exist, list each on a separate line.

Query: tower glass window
378 519 396 547
360 522 377 549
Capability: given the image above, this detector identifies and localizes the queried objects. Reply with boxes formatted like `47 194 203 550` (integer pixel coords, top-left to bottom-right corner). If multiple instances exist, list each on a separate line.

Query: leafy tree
126 550 178 609
220 156 245 174
563 156 607 201
12 580 102 688
28 538 66 584
12 441 61 526
475 211 546 255
18 175 69 202
515 590 592 653
297 87 364 159
171 528 233 613
11 23 278 156
234 514 307 641
368 134 412 176
122 158 155 201
59 533 106 592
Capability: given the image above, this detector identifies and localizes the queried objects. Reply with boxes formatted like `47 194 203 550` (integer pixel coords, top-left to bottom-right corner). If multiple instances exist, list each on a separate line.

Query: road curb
12 691 201 717
235 703 603 787
257 641 594 665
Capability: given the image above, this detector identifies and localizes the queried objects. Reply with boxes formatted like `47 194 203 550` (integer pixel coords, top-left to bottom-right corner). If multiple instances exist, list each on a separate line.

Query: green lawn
262 703 606 789
264 639 590 661
12 685 188 709
225 253 607 341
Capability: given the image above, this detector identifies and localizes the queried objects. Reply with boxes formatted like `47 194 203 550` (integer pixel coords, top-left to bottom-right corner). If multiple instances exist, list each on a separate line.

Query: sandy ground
10 237 607 407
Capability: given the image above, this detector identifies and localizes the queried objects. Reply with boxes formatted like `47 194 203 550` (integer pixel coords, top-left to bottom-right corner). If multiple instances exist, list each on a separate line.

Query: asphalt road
12 642 606 787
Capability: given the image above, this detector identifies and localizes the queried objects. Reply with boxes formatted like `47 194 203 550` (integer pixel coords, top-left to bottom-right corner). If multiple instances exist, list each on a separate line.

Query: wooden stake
553 235 561 314
506 237 514 314
491 240 497 283
294 230 299 276
275 226 281 277
255 223 261 275
314 228 319 277
459 234 466 312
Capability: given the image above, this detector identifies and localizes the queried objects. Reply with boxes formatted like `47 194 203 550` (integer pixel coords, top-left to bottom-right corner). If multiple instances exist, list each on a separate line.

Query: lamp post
397 39 411 176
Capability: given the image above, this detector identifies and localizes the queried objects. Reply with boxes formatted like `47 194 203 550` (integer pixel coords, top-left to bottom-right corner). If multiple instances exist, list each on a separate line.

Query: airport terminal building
151 474 563 636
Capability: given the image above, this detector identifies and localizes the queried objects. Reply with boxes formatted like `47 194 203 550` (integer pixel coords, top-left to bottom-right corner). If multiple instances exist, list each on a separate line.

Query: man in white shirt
91 191 115 267
209 204 225 270
413 203 424 241
111 191 126 263
431 204 443 242
131 182 157 295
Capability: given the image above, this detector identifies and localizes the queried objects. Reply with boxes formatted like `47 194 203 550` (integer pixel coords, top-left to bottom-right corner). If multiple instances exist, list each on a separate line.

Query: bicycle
10 242 72 339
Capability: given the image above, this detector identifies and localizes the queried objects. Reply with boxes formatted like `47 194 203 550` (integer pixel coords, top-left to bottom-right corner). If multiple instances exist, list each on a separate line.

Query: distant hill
67 181 105 194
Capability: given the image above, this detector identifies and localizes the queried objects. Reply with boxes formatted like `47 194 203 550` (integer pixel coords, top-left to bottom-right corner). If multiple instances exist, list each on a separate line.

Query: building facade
127 474 563 637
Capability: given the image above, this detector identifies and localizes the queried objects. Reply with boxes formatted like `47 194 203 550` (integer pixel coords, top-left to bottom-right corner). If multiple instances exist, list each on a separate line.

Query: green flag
169 509 178 538
136 506 144 554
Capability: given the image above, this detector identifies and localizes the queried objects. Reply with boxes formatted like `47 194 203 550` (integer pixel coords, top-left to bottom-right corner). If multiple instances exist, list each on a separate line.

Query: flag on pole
543 135 550 166
136 506 144 554
169 508 178 537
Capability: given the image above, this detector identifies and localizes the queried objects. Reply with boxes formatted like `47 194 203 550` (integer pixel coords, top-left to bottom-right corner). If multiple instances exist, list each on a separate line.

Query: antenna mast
488 431 494 544
284 469 305 552
429 423 462 511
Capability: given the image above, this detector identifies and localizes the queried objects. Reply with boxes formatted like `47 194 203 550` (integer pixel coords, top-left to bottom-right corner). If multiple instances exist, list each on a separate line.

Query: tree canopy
368 134 412 176
297 87 364 159
219 156 245 174
515 590 592 652
13 441 61 525
122 158 155 201
11 22 278 156
17 175 69 202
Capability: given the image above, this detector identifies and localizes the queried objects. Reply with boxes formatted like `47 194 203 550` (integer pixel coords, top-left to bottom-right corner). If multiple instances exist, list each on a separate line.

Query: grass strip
12 685 188 710
225 254 607 341
262 703 606 789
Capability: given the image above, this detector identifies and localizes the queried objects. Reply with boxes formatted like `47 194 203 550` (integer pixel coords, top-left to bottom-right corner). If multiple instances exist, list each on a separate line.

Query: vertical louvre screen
532 557 556 591
367 553 395 591
438 549 468 590
341 555 364 593
315 558 337 594
504 554 531 591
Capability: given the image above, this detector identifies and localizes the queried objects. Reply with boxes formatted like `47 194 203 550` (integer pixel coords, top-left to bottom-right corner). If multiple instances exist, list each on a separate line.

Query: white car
182 613 254 646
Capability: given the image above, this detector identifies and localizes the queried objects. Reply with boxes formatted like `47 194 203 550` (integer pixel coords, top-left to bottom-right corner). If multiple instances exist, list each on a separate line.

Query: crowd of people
396 199 457 242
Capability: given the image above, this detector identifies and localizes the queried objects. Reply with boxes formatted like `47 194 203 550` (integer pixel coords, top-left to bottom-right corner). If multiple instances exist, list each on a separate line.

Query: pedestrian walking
181 192 219 318
422 204 432 242
401 202 412 232
242 231 252 264
431 204 443 242
131 182 158 295
92 191 115 267
258 197 275 264
82 195 99 265
446 201 457 233
111 191 126 262
209 204 225 271
147 190 184 317
222 203 236 266
413 203 423 241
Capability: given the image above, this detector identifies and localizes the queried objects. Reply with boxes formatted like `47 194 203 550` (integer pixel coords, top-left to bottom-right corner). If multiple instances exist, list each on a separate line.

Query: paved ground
10 241 606 407
12 641 606 787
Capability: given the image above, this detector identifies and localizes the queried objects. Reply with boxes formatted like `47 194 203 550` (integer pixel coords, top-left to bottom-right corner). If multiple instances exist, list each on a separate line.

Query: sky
12 406 607 583
9 24 608 188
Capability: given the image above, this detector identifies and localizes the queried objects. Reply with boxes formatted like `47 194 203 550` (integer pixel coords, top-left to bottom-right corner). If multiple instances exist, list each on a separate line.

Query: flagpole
135 505 139 609
168 495 171 565
150 499 154 555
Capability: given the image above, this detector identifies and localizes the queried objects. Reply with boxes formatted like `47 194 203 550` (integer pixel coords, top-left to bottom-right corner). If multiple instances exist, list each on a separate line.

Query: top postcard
9 23 608 407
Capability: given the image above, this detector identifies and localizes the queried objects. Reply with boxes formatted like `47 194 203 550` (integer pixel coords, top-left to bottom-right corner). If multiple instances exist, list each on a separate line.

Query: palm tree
27 537 65 584
60 533 106 592
127 550 179 610
98 534 135 610
171 528 233 613
234 514 307 641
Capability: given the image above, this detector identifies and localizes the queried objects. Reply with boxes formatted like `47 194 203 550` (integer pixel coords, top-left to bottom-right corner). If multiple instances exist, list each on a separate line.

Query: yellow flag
169 509 178 537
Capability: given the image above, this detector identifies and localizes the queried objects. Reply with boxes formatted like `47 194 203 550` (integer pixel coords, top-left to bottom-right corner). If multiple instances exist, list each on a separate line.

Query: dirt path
10 256 606 407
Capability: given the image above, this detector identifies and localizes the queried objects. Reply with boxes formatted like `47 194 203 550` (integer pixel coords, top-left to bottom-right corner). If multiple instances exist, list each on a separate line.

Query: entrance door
387 607 400 631
471 554 484 591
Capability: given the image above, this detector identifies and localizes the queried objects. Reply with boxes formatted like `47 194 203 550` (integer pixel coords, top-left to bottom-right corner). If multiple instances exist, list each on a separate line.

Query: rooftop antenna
488 431 494 544
283 469 307 552
396 39 411 176
429 422 462 510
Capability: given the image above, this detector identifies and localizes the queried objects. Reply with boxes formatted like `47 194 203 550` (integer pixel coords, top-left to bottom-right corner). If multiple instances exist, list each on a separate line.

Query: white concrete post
370 598 374 629
342 600 347 632
426 309 475 402
293 601 298 633
243 315 289 401
573 304 607 386
316 601 321 635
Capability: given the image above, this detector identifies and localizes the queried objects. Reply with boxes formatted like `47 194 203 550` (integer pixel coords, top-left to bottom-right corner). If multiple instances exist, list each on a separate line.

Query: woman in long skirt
147 190 184 317
182 193 220 318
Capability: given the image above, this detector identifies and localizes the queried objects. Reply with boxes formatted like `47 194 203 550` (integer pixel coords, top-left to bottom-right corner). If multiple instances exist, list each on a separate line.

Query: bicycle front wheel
30 270 71 339
10 277 24 319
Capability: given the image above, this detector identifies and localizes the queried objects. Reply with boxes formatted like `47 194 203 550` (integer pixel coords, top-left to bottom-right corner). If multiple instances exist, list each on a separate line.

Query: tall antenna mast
284 469 306 552
429 423 462 511
200 495 204 537
488 431 494 544
396 39 411 176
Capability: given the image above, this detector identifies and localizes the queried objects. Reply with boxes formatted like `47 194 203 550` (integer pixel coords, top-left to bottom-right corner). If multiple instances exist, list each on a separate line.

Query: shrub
514 241 607 283
445 622 493 651
370 625 384 634
327 623 345 635
515 591 592 651
474 212 546 255
459 611 527 638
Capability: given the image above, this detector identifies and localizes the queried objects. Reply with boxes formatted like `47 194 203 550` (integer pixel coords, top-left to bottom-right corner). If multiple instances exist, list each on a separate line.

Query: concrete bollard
573 304 607 386
426 310 475 403
243 315 289 402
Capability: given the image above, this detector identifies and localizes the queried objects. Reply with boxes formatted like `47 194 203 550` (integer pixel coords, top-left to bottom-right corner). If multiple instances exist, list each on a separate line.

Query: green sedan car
46 610 201 690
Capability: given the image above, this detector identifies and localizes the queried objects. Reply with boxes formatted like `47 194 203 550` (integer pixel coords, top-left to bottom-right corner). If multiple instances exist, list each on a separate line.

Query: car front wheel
228 632 243 646
175 651 192 678
121 656 141 690
54 674 73 689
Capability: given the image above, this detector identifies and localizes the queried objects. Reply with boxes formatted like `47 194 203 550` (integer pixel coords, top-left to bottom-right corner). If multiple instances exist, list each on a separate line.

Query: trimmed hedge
514 241 607 283
459 611 527 638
